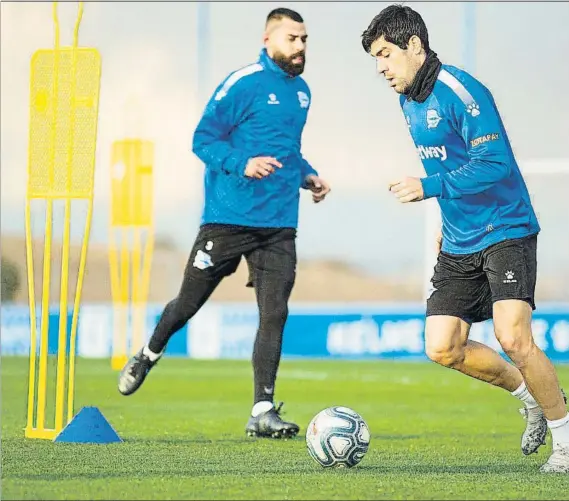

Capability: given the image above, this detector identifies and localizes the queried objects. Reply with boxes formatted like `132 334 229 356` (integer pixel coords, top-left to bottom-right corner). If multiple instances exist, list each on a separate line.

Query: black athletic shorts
187 223 297 289
426 234 538 324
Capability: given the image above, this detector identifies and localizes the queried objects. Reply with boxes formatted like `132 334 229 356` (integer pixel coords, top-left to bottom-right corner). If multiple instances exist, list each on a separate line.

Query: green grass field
2 357 569 500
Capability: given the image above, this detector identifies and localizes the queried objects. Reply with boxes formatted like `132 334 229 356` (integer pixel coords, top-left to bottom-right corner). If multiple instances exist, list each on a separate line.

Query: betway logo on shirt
416 145 447 161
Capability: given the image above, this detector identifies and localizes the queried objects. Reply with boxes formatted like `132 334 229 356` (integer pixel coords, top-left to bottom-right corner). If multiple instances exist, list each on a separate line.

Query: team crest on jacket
426 109 442 129
297 91 310 108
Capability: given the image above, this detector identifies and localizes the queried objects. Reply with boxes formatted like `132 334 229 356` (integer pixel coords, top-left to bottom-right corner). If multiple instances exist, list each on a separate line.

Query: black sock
246 233 296 407
252 307 288 405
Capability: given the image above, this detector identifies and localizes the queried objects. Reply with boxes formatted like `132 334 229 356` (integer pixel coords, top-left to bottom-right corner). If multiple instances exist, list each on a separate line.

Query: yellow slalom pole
68 192 94 423
131 142 142 354
119 225 130 366
109 140 154 367
36 1 61 432
24 198 38 435
65 1 87 425
110 141 131 370
138 228 154 350
55 0 83 431
109 226 122 369
25 1 102 439
131 225 142 353
36 198 53 432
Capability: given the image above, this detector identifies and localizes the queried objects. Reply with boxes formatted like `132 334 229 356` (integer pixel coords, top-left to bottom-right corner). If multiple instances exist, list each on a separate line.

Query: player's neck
405 50 442 104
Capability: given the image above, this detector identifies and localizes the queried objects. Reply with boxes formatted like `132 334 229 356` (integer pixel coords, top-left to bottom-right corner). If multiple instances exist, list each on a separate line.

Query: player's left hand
305 175 331 203
388 177 424 203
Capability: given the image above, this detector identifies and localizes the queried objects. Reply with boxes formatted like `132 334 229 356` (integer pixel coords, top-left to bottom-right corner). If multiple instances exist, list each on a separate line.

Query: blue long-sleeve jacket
401 65 540 254
192 49 318 229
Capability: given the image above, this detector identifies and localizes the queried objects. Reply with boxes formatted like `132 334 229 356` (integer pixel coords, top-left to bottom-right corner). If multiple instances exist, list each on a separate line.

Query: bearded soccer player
361 4 568 473
118 7 331 439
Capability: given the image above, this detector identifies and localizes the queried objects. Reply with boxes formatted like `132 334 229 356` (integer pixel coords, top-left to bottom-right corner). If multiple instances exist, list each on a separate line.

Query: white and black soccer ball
306 406 371 468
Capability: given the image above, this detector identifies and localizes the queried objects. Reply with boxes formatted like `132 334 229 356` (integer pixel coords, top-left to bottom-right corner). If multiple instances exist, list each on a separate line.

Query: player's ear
408 35 423 55
264 18 280 47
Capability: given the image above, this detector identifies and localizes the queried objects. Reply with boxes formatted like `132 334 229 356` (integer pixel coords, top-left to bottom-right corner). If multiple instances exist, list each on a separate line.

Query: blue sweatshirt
400 65 540 254
192 49 318 229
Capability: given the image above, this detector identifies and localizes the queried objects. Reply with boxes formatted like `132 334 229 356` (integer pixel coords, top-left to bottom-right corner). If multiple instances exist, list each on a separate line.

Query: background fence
2 302 569 361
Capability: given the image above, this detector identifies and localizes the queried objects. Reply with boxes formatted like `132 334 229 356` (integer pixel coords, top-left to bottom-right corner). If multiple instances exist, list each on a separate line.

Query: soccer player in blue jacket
118 8 331 439
362 5 568 473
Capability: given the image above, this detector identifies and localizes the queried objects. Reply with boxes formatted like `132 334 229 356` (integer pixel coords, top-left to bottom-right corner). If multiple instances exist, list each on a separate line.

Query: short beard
400 80 411 95
402 57 423 95
272 51 305 76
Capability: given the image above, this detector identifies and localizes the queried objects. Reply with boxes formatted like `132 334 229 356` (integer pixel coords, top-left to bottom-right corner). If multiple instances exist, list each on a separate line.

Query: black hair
266 7 304 25
361 4 429 54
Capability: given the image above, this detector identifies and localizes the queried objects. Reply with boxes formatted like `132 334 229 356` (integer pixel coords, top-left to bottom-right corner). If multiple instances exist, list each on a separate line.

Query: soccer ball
306 406 371 468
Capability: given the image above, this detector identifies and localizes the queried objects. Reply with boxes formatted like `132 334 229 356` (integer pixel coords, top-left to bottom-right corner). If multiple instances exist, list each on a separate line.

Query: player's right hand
244 157 282 179
435 229 443 254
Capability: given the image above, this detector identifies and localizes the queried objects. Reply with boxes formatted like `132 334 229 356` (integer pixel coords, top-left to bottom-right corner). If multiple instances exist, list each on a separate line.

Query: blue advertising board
2 302 569 362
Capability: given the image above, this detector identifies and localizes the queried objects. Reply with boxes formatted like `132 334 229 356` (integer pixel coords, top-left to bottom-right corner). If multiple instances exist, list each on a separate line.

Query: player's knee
425 335 465 368
494 301 534 366
495 327 535 366
424 317 467 368
259 302 289 332
169 296 199 323
425 343 465 368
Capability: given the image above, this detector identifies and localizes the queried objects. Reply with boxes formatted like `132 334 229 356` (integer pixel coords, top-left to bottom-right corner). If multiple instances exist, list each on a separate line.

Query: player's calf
494 300 567 419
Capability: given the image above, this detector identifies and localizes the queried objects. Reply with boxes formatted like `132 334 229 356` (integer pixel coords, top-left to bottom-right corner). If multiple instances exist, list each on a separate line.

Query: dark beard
272 51 305 77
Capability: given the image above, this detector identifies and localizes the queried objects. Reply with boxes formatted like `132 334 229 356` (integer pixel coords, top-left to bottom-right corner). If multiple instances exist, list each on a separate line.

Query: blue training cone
54 406 123 444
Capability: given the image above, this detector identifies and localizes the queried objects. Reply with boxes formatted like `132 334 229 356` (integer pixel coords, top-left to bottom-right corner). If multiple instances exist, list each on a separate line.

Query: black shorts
187 223 297 289
426 234 538 324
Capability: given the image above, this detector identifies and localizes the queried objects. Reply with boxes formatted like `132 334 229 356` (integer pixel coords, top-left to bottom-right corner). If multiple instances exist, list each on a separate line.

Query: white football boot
540 445 569 473
519 389 567 456
520 406 548 455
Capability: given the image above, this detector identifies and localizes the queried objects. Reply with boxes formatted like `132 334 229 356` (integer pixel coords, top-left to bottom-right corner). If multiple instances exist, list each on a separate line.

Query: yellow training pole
109 140 154 369
25 1 102 439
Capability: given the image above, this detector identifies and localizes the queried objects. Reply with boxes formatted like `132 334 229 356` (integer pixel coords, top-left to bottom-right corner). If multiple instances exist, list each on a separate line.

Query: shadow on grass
8 461 537 482
354 462 534 475
127 434 422 445
372 434 422 441
125 436 304 445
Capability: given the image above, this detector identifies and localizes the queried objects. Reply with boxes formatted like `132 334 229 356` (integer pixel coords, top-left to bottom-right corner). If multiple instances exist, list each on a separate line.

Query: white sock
251 401 273 417
547 413 569 448
143 344 163 362
511 381 539 410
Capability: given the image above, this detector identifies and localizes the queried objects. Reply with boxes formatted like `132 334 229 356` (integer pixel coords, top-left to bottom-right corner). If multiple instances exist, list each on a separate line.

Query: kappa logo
467 102 480 117
297 91 310 108
267 93 280 105
416 145 448 161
